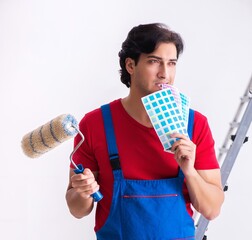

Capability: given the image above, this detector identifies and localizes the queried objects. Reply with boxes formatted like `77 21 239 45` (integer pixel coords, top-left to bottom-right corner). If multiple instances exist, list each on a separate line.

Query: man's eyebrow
147 55 177 61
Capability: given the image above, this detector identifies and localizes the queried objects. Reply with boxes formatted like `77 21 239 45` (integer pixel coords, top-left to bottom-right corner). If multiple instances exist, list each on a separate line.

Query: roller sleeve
21 114 78 158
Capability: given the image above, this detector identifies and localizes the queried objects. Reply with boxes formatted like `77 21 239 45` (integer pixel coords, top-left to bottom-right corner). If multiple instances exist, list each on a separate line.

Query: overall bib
96 104 195 240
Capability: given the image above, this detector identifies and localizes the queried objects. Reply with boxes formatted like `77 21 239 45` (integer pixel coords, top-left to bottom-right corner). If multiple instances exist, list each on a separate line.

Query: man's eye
168 61 176 66
149 59 160 64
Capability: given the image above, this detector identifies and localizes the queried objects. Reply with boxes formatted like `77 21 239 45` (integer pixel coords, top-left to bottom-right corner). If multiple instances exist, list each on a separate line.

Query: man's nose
157 64 169 79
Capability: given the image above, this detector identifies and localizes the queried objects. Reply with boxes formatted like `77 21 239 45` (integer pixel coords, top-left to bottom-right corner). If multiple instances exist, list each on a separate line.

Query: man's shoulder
190 108 207 122
81 99 121 123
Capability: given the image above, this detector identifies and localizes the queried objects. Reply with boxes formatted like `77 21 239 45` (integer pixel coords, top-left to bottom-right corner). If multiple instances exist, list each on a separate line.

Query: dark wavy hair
118 23 184 88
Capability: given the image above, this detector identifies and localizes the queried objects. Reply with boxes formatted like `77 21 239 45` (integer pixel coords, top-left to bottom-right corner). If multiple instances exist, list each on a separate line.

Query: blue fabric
188 109 194 141
100 104 119 160
97 104 195 240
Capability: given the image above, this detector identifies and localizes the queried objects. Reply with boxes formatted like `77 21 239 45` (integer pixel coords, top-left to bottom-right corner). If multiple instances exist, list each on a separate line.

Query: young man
66 23 224 239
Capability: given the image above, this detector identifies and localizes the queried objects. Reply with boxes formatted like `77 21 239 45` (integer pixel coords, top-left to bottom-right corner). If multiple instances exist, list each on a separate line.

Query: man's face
127 42 177 96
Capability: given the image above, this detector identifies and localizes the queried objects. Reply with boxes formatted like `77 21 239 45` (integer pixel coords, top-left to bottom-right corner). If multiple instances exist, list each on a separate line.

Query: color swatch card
141 85 190 152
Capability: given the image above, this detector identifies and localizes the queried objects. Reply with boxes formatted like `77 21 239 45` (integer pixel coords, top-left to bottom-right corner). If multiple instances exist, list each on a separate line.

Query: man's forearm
66 188 94 219
185 169 224 220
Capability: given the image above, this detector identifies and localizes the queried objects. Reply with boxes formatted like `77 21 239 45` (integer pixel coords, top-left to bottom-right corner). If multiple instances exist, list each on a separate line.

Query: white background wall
0 0 252 239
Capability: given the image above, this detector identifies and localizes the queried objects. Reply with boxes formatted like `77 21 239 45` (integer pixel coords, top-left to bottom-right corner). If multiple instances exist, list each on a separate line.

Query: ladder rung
241 95 250 103
219 147 228 154
230 121 239 128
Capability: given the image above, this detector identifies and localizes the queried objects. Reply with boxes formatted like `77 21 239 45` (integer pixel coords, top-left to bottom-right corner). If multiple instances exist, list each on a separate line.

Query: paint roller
21 114 103 202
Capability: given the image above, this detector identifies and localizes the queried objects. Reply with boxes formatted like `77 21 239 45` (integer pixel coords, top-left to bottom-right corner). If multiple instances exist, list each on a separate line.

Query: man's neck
121 93 152 128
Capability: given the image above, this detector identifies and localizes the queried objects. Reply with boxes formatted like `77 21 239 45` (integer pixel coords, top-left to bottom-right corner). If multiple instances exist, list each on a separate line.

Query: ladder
195 75 252 240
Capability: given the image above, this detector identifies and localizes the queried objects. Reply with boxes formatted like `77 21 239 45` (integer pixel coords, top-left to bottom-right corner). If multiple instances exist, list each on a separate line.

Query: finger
176 151 190 161
71 173 87 182
170 132 188 140
74 181 99 194
171 139 188 152
71 168 94 181
174 150 189 162
71 175 96 189
71 176 95 188
171 135 195 151
83 168 94 177
75 183 100 200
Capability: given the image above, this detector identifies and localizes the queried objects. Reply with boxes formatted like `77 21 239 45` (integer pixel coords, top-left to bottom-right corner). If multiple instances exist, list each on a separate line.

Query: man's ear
125 58 135 74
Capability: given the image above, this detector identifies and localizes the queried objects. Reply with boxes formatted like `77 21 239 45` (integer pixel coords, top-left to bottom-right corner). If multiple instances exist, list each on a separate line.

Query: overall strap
178 108 195 178
101 104 121 170
187 108 195 140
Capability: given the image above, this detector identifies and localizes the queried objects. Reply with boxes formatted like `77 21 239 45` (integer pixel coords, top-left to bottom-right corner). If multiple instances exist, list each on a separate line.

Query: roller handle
73 164 103 202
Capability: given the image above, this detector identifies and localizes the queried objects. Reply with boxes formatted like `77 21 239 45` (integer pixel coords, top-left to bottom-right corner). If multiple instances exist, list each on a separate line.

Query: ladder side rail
218 103 247 163
220 98 252 187
195 215 210 240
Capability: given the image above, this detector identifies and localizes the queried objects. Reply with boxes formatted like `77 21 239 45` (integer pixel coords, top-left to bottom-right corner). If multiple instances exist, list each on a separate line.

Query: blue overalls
96 104 195 240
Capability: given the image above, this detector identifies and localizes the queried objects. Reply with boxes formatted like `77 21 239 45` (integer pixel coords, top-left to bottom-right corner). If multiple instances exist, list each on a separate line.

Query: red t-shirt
71 99 219 232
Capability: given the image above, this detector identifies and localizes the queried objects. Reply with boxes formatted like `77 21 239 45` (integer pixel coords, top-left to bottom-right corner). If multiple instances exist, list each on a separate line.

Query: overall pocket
121 178 194 240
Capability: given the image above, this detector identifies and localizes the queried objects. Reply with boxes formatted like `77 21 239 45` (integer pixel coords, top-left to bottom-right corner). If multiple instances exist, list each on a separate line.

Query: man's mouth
156 83 170 90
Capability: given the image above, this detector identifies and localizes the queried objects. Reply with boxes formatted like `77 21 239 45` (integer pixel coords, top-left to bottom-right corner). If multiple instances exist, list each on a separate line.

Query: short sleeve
193 111 220 170
70 114 99 171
